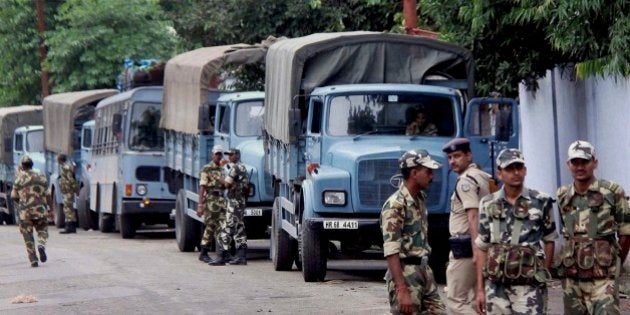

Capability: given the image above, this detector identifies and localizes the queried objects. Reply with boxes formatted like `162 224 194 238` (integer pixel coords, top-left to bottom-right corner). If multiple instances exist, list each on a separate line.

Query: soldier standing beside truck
58 154 78 234
556 140 630 315
381 149 445 315
223 148 249 265
11 155 51 267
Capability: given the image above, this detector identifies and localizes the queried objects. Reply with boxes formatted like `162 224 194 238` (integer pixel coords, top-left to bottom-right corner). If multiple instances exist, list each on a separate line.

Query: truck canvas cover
264 31 474 144
0 105 42 164
43 89 118 155
161 37 281 135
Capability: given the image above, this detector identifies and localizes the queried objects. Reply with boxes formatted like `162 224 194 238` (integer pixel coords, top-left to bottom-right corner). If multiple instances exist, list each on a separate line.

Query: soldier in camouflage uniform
11 155 52 267
556 140 630 315
381 149 445 315
196 144 229 265
442 138 494 314
58 154 78 234
221 148 249 265
475 149 557 315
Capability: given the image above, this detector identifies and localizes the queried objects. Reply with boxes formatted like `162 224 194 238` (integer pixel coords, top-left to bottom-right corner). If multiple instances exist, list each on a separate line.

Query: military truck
43 89 118 228
161 42 276 251
0 106 43 224
264 32 519 282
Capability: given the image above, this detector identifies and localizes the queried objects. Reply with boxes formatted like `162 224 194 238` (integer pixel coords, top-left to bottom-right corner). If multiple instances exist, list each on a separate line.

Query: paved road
0 225 628 314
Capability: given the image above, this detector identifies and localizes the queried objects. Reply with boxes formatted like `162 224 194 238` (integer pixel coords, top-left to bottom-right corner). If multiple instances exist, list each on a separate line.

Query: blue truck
0 106 44 224
43 89 119 228
264 32 519 282
161 43 276 251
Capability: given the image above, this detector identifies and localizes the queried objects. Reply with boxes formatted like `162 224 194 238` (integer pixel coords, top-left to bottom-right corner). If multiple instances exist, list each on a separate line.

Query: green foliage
46 0 181 93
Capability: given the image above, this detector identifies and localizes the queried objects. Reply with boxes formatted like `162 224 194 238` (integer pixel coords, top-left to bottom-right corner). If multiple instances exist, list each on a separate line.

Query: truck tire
270 199 294 271
77 185 90 230
300 222 327 282
175 189 201 252
119 213 136 239
99 211 114 233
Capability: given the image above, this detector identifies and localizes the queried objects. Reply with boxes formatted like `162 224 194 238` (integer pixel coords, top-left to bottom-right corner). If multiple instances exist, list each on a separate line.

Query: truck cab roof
217 91 264 103
310 83 459 97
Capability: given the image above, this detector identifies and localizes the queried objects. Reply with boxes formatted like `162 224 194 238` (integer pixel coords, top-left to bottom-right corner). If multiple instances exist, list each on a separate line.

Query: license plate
323 220 358 230
244 208 263 216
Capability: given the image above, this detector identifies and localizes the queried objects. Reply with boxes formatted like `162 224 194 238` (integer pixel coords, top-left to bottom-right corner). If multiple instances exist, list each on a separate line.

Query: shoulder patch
461 183 471 192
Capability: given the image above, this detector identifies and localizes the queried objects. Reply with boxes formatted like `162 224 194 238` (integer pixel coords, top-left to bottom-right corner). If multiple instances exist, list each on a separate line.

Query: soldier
556 140 630 315
221 148 249 265
196 144 229 265
11 155 52 267
58 154 78 234
475 149 557 315
381 149 446 315
442 138 493 314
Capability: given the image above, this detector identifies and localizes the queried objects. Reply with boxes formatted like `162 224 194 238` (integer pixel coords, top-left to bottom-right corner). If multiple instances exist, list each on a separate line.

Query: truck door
463 98 519 172
215 104 231 151
13 132 24 163
305 97 324 164
80 123 93 171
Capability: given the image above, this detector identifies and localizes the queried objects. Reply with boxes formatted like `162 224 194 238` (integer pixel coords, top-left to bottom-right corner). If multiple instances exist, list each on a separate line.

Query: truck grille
357 159 441 209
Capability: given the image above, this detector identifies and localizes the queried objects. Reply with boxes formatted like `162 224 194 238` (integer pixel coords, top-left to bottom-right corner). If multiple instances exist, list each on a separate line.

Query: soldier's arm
459 177 483 260
613 185 630 263
475 198 491 314
381 199 412 314
541 196 558 268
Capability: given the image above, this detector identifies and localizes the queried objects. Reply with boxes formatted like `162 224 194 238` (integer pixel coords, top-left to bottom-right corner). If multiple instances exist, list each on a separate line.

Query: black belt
401 256 429 266
208 191 223 197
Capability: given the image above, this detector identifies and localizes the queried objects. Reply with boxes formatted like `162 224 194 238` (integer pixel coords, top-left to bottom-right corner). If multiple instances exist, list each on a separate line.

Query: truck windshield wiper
352 130 379 141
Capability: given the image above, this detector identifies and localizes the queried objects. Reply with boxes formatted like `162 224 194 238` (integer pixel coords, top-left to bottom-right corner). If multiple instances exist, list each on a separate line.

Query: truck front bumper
122 198 175 215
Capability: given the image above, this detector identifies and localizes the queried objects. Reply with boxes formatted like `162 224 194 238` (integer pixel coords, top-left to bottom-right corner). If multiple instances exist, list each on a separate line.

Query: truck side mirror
112 113 123 134
198 104 213 135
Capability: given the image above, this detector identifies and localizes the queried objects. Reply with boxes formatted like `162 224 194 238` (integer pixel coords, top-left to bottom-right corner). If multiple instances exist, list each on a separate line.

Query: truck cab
13 125 46 175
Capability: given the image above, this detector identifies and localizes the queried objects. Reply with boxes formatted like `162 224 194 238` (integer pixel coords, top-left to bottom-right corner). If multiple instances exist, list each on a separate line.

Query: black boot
198 247 211 263
208 248 229 266
228 246 247 265
59 221 77 234
29 253 38 267
38 245 47 263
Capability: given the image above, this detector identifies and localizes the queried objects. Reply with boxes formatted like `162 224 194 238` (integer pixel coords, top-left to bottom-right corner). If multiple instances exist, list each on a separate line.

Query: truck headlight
136 184 147 196
323 191 346 206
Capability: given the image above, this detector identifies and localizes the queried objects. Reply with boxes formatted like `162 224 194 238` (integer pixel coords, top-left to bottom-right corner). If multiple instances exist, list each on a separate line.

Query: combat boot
59 221 77 234
38 245 47 263
208 248 229 266
29 253 38 267
228 246 247 265
198 247 211 263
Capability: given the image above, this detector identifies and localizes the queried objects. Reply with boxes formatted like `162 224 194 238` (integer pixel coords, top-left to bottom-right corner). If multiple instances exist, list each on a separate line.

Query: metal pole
35 0 50 98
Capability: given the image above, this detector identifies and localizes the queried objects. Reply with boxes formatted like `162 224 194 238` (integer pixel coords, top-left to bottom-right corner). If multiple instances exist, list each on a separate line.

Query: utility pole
35 0 50 98
402 0 439 39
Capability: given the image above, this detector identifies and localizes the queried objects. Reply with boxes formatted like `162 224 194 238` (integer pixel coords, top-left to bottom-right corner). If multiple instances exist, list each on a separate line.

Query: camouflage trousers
385 263 446 315
484 280 547 315
446 253 476 314
19 214 48 263
200 197 226 248
219 199 247 251
562 277 619 315
62 192 76 223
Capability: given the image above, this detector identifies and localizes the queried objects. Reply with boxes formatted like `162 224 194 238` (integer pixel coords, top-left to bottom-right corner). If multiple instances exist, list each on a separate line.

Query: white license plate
323 220 358 230
244 208 263 216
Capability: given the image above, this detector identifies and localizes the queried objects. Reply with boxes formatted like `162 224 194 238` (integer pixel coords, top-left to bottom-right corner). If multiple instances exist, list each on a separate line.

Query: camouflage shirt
225 162 248 201
476 187 558 257
556 178 630 237
11 169 49 218
381 184 431 258
199 160 224 192
59 162 78 194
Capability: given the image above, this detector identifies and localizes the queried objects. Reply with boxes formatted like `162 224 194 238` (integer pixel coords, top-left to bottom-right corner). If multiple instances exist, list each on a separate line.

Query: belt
208 190 223 197
401 256 429 266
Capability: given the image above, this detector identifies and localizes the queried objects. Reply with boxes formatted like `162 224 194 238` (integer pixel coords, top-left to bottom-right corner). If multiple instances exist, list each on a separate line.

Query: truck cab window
128 102 163 151
310 98 323 134
26 130 44 152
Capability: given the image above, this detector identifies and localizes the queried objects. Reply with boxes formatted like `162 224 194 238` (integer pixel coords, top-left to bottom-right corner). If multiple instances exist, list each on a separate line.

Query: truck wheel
300 222 327 282
53 200 65 228
270 199 295 271
119 213 136 239
175 189 201 252
77 186 90 230
99 211 114 233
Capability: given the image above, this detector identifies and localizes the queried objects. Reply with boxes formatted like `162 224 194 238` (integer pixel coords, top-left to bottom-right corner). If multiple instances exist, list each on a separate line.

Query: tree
46 0 181 92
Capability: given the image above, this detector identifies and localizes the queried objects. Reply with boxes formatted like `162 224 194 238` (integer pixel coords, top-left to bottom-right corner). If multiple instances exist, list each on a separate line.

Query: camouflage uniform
199 160 226 249
476 187 558 315
381 185 446 315
220 161 249 250
59 162 78 223
11 168 50 266
446 163 491 314
556 179 630 315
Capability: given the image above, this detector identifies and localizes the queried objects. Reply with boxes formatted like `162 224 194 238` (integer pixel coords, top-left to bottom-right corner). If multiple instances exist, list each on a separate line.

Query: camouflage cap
442 138 470 154
399 149 441 170
567 140 595 161
211 144 225 154
226 148 240 155
20 155 32 164
496 148 525 169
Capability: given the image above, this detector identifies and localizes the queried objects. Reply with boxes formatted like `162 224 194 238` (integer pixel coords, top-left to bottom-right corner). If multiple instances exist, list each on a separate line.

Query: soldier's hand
475 288 486 315
395 285 413 315
47 210 54 222
196 205 204 217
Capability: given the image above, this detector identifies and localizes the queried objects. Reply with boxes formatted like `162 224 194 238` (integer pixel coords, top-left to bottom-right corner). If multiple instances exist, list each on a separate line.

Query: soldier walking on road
381 149 446 315
442 138 494 314
556 140 630 315
221 149 249 265
475 149 557 315
58 154 78 234
11 155 52 267
197 145 229 265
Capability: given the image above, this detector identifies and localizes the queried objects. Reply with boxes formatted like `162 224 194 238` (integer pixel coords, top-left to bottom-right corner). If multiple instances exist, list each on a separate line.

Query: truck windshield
26 130 44 152
234 100 264 136
328 93 456 137
128 102 164 151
